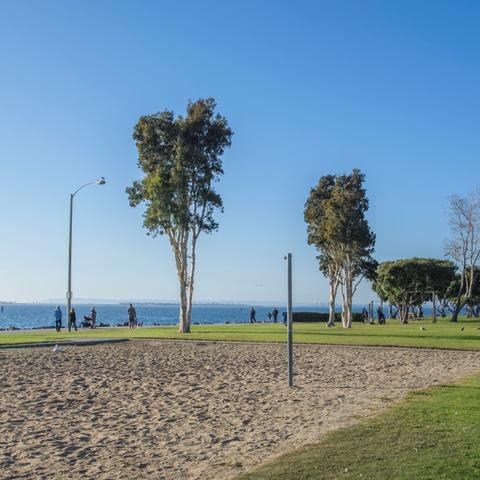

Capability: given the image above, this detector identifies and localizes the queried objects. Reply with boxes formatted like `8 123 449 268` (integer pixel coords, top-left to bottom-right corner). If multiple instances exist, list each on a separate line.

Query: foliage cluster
304 169 376 328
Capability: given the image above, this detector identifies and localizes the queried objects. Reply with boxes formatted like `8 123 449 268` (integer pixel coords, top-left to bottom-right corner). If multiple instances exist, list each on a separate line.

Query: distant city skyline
1 1 479 305
0 298 377 308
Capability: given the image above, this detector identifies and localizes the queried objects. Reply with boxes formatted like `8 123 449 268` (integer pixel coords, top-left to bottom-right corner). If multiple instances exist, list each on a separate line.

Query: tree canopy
127 98 232 237
305 169 376 327
373 258 457 323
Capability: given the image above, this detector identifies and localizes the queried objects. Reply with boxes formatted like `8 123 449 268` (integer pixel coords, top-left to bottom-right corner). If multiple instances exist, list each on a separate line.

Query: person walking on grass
54 306 62 332
272 307 279 323
250 307 256 323
68 308 77 332
128 304 137 329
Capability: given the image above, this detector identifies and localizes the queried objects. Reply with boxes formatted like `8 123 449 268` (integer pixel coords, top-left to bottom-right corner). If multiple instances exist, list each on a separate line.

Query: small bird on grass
420 326 426 331
460 326 465 332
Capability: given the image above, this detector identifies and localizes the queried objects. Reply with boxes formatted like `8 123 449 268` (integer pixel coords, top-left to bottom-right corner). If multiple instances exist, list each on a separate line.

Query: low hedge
292 312 364 322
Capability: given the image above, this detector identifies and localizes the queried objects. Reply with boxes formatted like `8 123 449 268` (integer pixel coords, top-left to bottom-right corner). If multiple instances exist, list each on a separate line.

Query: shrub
292 312 364 322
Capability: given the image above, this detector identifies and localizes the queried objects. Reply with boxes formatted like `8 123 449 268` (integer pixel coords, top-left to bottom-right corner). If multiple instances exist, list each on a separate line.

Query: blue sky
0 0 479 304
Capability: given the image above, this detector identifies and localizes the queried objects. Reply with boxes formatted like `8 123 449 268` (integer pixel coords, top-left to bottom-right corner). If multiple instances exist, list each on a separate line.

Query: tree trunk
388 302 399 319
177 258 190 333
185 236 198 332
327 277 338 326
341 297 347 327
341 269 353 328
344 294 352 328
451 273 468 322
399 303 409 324
185 293 193 329
174 230 191 334
340 285 346 327
178 280 190 333
450 297 465 322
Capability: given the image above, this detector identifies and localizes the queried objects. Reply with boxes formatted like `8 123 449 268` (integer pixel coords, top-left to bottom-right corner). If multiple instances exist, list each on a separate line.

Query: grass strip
1 318 480 350
239 373 480 480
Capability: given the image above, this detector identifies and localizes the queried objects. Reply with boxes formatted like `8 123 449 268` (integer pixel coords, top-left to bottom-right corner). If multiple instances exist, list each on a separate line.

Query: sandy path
1 341 480 480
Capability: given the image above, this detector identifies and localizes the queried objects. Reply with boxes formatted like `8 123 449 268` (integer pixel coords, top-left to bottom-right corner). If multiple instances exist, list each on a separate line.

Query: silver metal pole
67 193 73 316
287 253 293 387
65 178 106 318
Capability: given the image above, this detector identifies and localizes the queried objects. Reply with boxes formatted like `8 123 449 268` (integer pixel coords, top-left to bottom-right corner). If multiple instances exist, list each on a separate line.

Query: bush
292 312 364 322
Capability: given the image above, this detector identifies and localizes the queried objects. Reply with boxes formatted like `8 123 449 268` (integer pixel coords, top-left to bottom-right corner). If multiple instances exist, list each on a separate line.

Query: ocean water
0 303 326 330
0 303 435 330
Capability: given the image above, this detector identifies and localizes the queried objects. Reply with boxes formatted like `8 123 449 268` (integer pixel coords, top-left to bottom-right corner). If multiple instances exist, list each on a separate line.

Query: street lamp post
67 177 106 315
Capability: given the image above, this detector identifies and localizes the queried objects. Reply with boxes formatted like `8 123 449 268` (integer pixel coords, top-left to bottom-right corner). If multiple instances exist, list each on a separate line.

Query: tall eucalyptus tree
127 98 233 333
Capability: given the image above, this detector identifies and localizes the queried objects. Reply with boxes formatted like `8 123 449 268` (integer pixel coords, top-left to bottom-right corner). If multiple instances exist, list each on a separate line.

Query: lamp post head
96 177 106 185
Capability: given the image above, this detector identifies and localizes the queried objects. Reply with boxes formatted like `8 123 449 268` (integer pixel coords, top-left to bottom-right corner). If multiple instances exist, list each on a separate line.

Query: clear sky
0 0 479 304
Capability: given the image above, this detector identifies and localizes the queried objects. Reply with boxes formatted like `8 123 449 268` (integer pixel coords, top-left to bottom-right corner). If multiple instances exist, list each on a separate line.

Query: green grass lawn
1 317 480 349
238 372 480 480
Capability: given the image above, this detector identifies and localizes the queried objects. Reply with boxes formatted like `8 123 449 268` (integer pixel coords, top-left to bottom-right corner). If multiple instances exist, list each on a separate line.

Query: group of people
53 306 87 332
249 307 287 324
361 306 386 324
54 306 97 332
54 304 139 332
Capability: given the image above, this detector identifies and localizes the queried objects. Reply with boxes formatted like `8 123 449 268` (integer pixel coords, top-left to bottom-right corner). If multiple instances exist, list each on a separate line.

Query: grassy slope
1 317 480 349
238 373 480 480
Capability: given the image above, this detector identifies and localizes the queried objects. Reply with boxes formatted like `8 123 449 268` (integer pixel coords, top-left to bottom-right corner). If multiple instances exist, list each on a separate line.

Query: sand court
1 341 480 480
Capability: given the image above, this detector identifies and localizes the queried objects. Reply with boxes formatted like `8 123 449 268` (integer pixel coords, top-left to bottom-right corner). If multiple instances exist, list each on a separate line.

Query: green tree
466 270 480 317
444 268 480 318
433 272 461 318
304 175 341 326
328 170 376 328
373 258 457 323
127 98 233 333
305 169 376 328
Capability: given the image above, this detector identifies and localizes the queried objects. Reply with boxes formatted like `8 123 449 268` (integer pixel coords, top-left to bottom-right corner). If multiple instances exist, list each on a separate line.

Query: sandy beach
1 341 480 480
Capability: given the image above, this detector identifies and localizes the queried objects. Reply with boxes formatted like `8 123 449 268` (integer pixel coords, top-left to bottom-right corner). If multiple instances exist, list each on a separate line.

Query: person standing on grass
377 306 385 325
68 308 77 332
282 311 287 325
250 307 256 323
272 307 279 323
54 306 62 332
90 307 97 329
128 304 137 329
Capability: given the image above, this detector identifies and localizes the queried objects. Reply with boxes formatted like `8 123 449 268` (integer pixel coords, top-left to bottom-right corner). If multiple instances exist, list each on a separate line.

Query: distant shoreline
0 301 364 308
0 321 257 333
